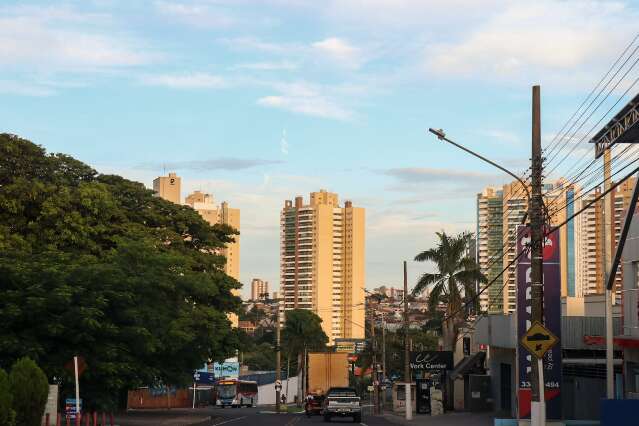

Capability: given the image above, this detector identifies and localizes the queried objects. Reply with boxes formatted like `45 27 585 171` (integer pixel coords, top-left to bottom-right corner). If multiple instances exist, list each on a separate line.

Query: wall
486 347 516 418
43 385 58 425
258 376 299 405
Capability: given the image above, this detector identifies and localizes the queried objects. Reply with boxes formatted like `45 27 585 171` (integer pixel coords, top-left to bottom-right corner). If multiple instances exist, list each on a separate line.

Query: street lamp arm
428 128 531 203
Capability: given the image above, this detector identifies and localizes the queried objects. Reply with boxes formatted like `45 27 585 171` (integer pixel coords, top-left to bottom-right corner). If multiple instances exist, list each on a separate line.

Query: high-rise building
477 180 578 314
185 191 240 281
251 278 269 301
184 190 241 326
153 172 181 204
476 187 504 313
280 190 365 344
575 190 601 297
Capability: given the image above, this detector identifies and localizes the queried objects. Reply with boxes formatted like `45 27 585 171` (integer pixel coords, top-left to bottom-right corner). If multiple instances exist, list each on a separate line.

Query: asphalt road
116 406 394 426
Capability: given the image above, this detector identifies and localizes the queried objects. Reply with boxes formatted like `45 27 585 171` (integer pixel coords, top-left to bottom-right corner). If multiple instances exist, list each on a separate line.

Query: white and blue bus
216 379 258 407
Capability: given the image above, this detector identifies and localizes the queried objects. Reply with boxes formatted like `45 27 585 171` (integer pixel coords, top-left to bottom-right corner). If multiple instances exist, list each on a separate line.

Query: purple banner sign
516 226 562 420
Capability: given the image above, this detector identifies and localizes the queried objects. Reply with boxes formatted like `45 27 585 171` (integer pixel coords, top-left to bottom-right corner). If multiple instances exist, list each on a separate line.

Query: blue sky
2 0 638 298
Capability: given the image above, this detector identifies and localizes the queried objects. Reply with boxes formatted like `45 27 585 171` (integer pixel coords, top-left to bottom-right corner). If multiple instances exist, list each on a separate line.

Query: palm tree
412 231 486 351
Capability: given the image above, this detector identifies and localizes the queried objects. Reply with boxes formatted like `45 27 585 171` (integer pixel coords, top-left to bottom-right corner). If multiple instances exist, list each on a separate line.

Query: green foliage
0 134 241 408
412 231 485 349
9 358 48 426
0 368 15 426
281 309 329 357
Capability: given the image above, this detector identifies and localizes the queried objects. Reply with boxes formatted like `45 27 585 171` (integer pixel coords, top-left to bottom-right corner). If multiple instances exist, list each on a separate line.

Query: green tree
0 134 241 408
281 309 328 403
9 358 48 426
0 368 14 426
412 231 486 350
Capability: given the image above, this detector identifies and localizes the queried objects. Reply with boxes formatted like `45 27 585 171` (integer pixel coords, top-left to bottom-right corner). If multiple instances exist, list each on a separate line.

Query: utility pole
603 148 614 399
403 261 412 420
381 313 387 409
276 304 281 413
371 310 379 415
529 85 545 426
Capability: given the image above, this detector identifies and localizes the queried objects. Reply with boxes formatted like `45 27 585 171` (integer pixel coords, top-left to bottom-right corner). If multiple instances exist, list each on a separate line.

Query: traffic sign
521 321 559 358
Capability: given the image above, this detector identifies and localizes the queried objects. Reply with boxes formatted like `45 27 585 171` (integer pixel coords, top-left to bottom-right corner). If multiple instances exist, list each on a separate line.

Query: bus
216 379 258 408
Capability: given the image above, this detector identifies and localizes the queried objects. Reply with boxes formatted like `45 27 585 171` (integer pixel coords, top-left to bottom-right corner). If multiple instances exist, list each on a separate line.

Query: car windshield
218 384 236 398
327 389 357 397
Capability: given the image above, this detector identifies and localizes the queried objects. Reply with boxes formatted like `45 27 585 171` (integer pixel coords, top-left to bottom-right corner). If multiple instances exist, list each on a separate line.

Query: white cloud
219 37 299 54
233 61 299 71
0 5 153 71
312 37 363 68
154 1 235 28
141 73 227 89
0 80 55 97
424 1 636 84
258 95 352 121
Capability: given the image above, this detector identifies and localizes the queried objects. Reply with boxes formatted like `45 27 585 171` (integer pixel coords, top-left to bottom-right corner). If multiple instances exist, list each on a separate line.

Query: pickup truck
322 387 362 423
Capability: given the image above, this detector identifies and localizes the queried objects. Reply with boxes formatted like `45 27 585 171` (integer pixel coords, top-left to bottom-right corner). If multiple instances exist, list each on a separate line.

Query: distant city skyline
3 1 638 299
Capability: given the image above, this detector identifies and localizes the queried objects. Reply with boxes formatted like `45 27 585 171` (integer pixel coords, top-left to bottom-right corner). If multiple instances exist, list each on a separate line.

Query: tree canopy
412 231 485 350
281 309 329 357
0 134 241 408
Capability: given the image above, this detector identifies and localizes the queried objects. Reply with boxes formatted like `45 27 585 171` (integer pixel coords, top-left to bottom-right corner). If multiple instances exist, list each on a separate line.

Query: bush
9 358 48 426
0 368 15 426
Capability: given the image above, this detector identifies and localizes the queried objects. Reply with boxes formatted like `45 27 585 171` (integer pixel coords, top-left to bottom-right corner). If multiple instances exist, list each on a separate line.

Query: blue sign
214 362 239 378
193 371 215 385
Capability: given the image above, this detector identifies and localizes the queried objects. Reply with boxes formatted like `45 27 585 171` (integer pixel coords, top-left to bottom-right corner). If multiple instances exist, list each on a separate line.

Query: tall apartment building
251 278 269 301
476 187 504 313
477 180 578 314
153 172 181 204
185 191 240 281
280 190 365 344
575 190 601 297
183 190 241 327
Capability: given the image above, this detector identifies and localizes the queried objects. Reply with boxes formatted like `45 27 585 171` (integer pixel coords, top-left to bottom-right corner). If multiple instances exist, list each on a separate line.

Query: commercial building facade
280 190 365 343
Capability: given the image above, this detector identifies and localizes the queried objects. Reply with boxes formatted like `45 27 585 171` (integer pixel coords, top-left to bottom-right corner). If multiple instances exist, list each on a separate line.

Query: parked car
305 393 325 416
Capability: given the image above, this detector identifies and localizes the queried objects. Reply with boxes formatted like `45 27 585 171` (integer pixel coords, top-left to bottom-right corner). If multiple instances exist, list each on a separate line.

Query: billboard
516 226 562 420
214 362 240 379
410 351 454 371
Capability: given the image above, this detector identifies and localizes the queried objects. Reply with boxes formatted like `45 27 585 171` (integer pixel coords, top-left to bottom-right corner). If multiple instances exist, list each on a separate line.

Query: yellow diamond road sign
521 321 559 359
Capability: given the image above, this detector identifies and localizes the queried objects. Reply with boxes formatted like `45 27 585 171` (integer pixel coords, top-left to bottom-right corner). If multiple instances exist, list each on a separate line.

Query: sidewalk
382 411 496 426
114 409 214 426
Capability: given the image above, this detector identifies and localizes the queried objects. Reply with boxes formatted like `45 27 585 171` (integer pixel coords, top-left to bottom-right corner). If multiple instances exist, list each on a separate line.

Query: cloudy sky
2 0 638 298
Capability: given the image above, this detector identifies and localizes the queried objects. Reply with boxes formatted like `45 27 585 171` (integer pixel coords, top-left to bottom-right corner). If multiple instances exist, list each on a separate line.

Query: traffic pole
529 85 545 426
74 356 80 422
403 261 412 421
276 301 281 413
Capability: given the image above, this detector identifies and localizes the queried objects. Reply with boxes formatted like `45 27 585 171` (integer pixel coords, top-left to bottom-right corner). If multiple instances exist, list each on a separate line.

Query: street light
427 128 531 203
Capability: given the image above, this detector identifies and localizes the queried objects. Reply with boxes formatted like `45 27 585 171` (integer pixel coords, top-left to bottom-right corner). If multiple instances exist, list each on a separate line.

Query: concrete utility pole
403 261 412 420
276 305 281 413
529 85 545 426
603 148 615 399
381 313 387 408
371 310 379 415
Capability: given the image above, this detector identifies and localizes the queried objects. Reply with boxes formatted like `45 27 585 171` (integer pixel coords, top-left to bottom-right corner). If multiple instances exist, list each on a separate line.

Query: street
116 406 397 426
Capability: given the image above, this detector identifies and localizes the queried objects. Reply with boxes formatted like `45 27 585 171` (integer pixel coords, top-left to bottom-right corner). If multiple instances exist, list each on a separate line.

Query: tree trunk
441 318 458 351
297 352 304 406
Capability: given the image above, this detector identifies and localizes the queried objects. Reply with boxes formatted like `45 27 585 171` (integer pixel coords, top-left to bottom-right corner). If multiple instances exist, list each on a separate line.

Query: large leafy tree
412 231 486 350
0 134 241 408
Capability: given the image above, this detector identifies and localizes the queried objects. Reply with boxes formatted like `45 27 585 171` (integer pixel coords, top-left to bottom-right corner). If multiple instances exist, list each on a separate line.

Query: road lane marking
213 416 247 425
360 423 368 426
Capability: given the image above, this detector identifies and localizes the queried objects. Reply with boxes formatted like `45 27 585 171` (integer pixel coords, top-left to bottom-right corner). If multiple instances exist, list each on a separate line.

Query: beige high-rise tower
251 278 269 301
153 172 181 204
184 190 241 327
280 190 365 344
